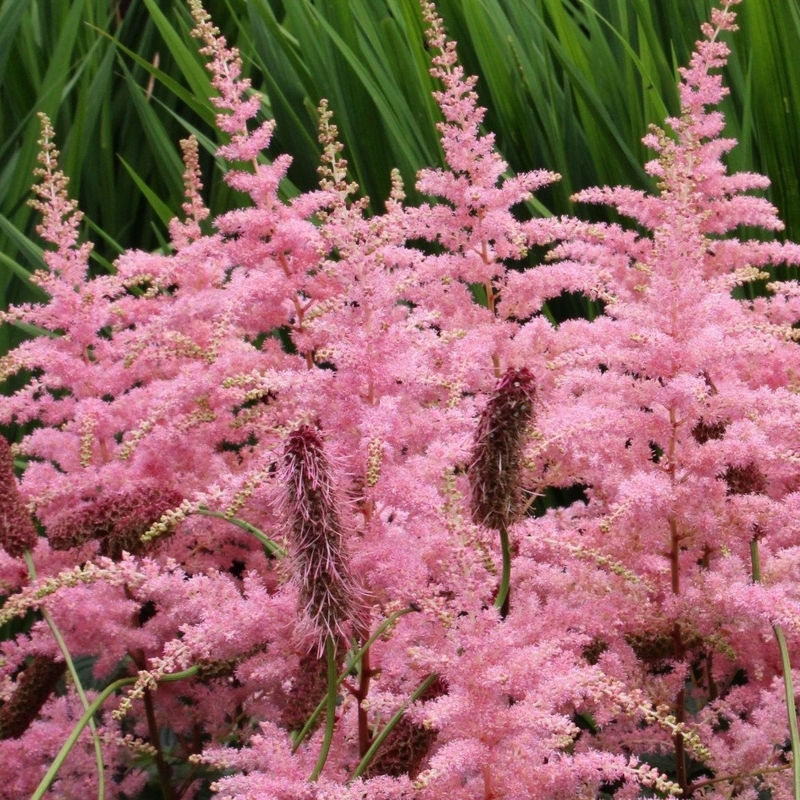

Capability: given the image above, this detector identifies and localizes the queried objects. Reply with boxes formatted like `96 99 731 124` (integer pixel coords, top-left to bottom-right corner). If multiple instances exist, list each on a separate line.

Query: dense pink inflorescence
2 0 800 798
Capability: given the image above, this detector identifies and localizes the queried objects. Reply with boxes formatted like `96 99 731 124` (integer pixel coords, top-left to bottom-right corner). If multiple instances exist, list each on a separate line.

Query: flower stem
495 524 511 619
356 643 372 757
195 507 286 557
309 635 337 781
25 549 106 800
30 667 199 800
292 606 419 751
750 537 800 800
348 672 439 783
142 681 175 800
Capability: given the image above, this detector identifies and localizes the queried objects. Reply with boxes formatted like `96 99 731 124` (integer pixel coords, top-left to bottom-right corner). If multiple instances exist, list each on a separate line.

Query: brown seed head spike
282 425 358 654
468 367 536 531
0 656 66 740
46 486 183 559
0 436 37 558
723 462 767 496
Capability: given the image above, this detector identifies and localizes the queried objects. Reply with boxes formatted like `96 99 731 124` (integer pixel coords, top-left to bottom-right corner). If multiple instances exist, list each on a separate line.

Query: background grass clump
2 0 799 363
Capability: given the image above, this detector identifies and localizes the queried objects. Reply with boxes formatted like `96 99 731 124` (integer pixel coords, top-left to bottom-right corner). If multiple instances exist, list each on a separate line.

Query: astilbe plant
502 1 800 796
1 0 800 799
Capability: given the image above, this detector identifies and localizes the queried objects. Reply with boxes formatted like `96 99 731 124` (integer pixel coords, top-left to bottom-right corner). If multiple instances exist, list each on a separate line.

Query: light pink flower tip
0 436 37 559
28 113 93 285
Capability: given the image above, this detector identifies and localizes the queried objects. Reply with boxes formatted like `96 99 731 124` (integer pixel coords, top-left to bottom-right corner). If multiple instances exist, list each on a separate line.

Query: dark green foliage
2 0 799 353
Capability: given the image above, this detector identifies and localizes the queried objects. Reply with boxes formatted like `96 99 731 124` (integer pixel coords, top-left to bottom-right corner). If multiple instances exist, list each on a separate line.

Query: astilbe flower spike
0 656 65 740
282 425 361 653
468 366 535 618
516 0 800 795
0 436 37 558
468 366 536 531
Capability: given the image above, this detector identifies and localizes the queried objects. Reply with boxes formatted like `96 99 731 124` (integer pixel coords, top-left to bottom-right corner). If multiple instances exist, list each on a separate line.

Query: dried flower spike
282 425 359 652
279 651 330 732
468 367 536 531
0 437 37 558
46 486 184 559
723 462 767 496
0 655 65 740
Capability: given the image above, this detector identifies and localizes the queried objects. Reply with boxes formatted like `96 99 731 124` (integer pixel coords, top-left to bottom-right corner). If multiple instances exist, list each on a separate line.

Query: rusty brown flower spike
282 425 358 653
0 655 65 740
468 367 536 531
46 486 184 559
0 436 37 559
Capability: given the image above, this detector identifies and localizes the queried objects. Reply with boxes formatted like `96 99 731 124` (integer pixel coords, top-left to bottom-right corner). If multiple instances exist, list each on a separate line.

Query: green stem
309 636 337 781
356 644 372 758
751 537 762 583
30 667 199 800
495 524 511 619
195 507 286 558
775 627 800 800
348 672 439 783
143 686 175 800
292 606 418 751
25 550 106 800
750 538 800 800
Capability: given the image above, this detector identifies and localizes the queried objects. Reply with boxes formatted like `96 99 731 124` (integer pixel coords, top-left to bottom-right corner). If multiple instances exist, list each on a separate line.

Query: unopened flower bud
723 462 767 496
0 436 37 558
282 425 359 653
368 677 446 778
46 486 183 559
280 651 329 731
468 367 536 530
0 655 65 740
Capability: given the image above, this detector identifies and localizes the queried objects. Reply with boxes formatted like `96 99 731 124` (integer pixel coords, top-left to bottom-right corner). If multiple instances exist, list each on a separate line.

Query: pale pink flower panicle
27 113 93 287
408 2 558 289
168 135 210 249
188 0 276 165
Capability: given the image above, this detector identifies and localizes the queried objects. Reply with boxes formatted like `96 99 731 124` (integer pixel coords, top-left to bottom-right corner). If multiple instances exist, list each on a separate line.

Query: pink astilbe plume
402 1 560 382
27 113 94 287
411 2 558 277
0 9 327 795
5 0 800 798
511 0 800 795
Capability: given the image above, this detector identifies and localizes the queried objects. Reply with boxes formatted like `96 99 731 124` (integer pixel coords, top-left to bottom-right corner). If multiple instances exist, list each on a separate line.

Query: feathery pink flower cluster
2 1 800 798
